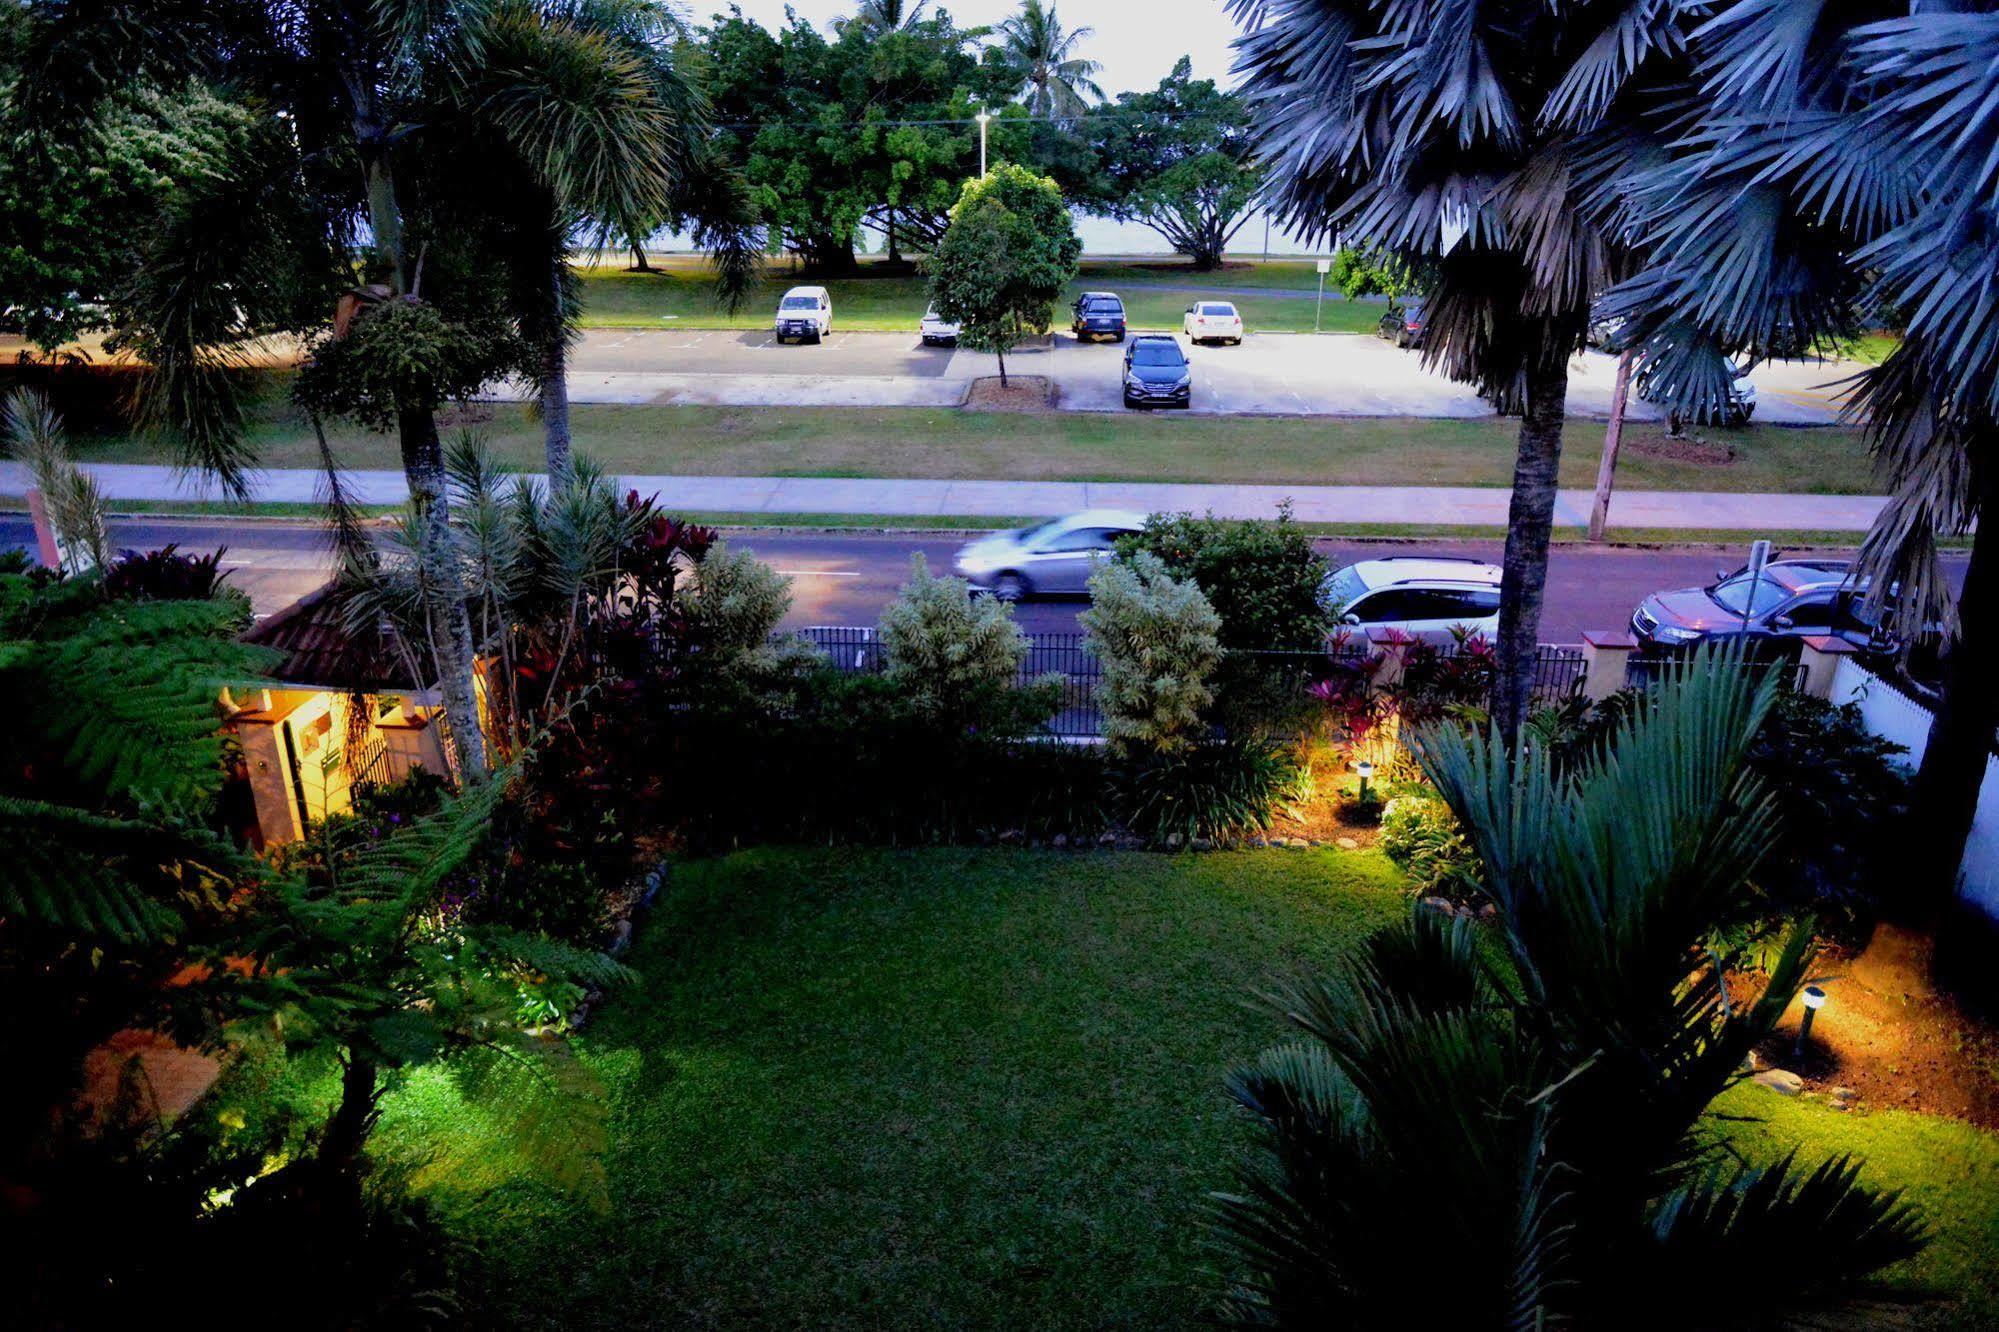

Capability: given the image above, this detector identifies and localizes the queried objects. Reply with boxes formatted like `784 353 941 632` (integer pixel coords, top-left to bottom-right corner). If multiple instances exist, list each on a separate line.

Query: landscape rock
1191 838 1214 852
1752 1068 1806 1096
1099 832 1119 848
1052 834 1068 849
1335 837 1359 850
1166 833 1184 850
1479 903 1499 921
1420 896 1455 916
608 918 634 957
1830 1085 1857 1103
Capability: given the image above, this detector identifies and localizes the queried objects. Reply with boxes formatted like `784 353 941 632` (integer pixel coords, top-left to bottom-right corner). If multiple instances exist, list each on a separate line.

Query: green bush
1113 737 1308 844
1117 505 1333 652
1082 551 1223 757
879 553 1048 729
684 541 822 688
1379 796 1483 900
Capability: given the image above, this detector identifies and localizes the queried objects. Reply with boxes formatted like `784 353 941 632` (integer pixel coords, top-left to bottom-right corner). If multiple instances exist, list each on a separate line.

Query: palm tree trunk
541 257 573 485
1493 355 1569 741
400 406 490 779
1588 350 1633 542
1913 462 1999 903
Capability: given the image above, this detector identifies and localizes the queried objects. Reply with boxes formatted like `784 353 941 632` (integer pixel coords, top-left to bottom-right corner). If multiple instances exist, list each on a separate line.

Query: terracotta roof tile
242 583 429 692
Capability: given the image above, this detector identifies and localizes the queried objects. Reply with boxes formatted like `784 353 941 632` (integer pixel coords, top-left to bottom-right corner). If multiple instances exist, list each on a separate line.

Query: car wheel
991 572 1029 603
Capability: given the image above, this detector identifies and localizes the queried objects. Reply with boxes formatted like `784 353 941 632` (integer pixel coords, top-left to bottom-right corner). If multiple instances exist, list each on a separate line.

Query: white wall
1830 656 1999 916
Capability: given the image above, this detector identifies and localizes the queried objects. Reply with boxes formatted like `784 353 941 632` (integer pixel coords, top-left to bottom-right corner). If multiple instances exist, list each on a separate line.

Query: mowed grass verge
578 255 1384 336
69 399 1880 495
212 845 1999 1328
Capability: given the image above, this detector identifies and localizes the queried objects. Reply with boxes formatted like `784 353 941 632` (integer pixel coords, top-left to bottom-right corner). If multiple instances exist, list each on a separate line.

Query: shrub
879 553 1043 728
1113 736 1308 844
1379 796 1483 901
100 543 231 602
683 541 821 689
1082 551 1223 757
1117 505 1333 652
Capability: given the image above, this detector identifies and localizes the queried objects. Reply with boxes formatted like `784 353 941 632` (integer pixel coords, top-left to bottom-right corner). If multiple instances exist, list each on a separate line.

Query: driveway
559 328 1856 424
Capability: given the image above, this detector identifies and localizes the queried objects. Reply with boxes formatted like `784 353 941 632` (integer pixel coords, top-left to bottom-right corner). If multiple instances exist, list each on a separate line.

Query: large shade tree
1229 0 1707 738
1603 2 1999 900
1089 56 1261 270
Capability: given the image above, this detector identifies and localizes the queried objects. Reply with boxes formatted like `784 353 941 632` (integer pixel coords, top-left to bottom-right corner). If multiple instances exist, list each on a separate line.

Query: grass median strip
66 401 1877 495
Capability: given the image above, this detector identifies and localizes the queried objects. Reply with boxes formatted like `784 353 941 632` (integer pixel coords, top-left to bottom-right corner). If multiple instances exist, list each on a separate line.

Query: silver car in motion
953 509 1149 601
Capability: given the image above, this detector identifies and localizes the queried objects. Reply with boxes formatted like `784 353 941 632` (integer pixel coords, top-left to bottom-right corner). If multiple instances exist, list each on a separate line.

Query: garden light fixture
1354 760 1374 804
1794 985 1827 1059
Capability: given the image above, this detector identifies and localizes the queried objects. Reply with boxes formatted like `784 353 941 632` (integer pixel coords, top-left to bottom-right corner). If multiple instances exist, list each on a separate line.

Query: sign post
1314 257 1332 334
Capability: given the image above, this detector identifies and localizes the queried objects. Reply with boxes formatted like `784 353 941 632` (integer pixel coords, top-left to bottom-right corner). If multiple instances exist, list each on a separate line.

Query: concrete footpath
0 461 1889 532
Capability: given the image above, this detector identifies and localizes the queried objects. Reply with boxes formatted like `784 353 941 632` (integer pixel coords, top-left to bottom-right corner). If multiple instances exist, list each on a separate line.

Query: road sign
1316 257 1332 274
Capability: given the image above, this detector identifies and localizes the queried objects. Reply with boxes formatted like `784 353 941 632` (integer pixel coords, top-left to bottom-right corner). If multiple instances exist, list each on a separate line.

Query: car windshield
1198 303 1235 316
1013 517 1066 544
1324 565 1370 612
780 296 818 310
1084 297 1122 313
923 305 943 319
1710 574 1794 618
1131 342 1185 367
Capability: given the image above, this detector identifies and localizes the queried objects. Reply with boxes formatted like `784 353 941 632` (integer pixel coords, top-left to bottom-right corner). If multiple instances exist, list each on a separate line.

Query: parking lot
559 327 1855 424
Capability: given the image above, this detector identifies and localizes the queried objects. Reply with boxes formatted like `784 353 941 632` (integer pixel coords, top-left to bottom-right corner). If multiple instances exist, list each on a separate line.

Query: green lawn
211 845 1999 1327
68 399 1880 495
578 255 1383 336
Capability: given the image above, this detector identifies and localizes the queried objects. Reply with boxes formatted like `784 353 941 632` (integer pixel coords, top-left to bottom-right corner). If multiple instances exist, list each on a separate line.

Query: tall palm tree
1229 0 1708 741
834 0 931 37
995 0 1103 120
1217 654 1927 1325
15 0 705 776
1605 4 1997 898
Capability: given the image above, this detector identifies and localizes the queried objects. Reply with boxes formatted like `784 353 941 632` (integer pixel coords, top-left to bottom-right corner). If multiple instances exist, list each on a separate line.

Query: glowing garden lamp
1793 985 1827 1059
1354 760 1375 804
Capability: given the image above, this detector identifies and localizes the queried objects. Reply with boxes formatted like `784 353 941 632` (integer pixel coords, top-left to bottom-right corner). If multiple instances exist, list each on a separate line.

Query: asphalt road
2 516 1924 645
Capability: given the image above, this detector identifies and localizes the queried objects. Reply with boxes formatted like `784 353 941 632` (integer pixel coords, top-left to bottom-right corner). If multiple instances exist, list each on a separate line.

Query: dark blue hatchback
1072 291 1128 343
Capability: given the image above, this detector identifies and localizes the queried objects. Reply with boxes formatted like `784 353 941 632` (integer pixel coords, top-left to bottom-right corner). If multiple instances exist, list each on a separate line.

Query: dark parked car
1122 334 1192 409
1631 558 1894 653
1072 291 1127 342
1377 300 1425 348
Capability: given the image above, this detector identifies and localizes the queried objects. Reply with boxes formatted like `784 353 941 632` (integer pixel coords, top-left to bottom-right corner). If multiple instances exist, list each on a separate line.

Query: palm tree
834 0 931 37
1604 6 1997 898
1229 0 1706 740
12 0 709 777
1217 654 1926 1325
995 0 1104 120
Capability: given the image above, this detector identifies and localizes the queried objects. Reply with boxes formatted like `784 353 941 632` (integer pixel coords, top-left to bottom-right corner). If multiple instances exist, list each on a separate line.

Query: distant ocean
646 209 1328 259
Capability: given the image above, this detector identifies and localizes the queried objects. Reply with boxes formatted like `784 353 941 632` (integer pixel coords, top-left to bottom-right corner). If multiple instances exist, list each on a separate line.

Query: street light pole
975 110 990 178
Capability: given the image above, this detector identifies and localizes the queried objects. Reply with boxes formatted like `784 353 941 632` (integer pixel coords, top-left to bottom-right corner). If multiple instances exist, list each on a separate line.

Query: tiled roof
242 583 430 692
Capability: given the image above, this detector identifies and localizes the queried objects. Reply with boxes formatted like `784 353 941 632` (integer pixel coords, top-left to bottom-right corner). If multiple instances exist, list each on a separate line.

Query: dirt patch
1628 432 1739 467
964 375 1053 412
1750 923 1999 1128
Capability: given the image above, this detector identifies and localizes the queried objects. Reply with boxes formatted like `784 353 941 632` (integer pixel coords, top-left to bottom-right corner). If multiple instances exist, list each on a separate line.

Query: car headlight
1176 373 1192 386
1651 624 1700 644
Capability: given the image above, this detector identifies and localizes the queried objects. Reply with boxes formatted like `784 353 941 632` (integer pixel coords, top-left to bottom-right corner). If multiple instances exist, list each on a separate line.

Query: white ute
774 285 832 343
919 303 960 346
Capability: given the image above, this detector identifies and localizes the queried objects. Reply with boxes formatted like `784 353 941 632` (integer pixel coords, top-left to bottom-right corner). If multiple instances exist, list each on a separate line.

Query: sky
701 1 1253 94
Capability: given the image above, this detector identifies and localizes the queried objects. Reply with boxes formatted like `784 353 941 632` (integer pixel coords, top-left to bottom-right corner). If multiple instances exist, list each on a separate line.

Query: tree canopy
1088 57 1259 270
926 163 1081 385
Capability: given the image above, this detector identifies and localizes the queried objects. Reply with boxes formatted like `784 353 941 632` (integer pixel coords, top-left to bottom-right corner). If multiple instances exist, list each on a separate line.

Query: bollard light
1354 760 1375 804
1793 984 1827 1059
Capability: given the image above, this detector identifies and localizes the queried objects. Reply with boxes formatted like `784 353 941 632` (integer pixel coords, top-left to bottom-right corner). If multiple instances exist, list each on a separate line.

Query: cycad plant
1217 653 1926 1327
1 388 108 576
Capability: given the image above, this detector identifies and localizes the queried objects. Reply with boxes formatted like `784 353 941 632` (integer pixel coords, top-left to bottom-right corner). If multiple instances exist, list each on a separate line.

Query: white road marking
774 569 861 578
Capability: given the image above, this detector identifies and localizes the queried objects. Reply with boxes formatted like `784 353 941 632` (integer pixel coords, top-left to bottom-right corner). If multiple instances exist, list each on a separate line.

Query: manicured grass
316 847 1409 1326
577 254 1383 336
1707 1082 1999 1326
67 400 1880 495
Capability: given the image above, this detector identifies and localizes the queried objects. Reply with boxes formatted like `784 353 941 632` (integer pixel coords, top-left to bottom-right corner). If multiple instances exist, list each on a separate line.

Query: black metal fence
793 628 1591 741
1622 652 1808 694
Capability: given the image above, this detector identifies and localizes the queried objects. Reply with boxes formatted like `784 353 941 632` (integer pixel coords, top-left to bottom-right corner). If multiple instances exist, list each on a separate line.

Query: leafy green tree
1327 245 1426 303
1232 0 1700 740
879 552 1037 727
1602 4 1999 899
704 7 1015 270
1089 57 1259 270
927 163 1081 385
1117 507 1332 652
1082 551 1223 756
1218 655 1926 1325
994 0 1103 119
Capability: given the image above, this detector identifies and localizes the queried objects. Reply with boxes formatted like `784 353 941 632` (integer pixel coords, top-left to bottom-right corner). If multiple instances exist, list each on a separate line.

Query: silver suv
1323 557 1503 643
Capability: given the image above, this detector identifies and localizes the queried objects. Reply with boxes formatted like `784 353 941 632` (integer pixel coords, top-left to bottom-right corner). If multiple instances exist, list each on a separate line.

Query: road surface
1 516 1934 645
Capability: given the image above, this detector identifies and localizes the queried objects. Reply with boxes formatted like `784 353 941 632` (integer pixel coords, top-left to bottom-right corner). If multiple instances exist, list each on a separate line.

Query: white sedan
920 304 960 346
1183 300 1244 346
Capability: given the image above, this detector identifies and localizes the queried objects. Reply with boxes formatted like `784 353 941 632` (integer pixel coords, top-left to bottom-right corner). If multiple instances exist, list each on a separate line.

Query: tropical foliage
1082 550 1223 757
1086 57 1259 268
1217 655 1927 1326
927 163 1082 384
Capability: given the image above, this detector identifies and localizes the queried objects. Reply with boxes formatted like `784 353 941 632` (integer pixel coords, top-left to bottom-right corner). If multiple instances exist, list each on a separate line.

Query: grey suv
1631 558 1891 651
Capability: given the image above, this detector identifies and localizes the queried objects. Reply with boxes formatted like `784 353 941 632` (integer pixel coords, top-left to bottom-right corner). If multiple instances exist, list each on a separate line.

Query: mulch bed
964 375 1054 412
1628 433 1739 466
